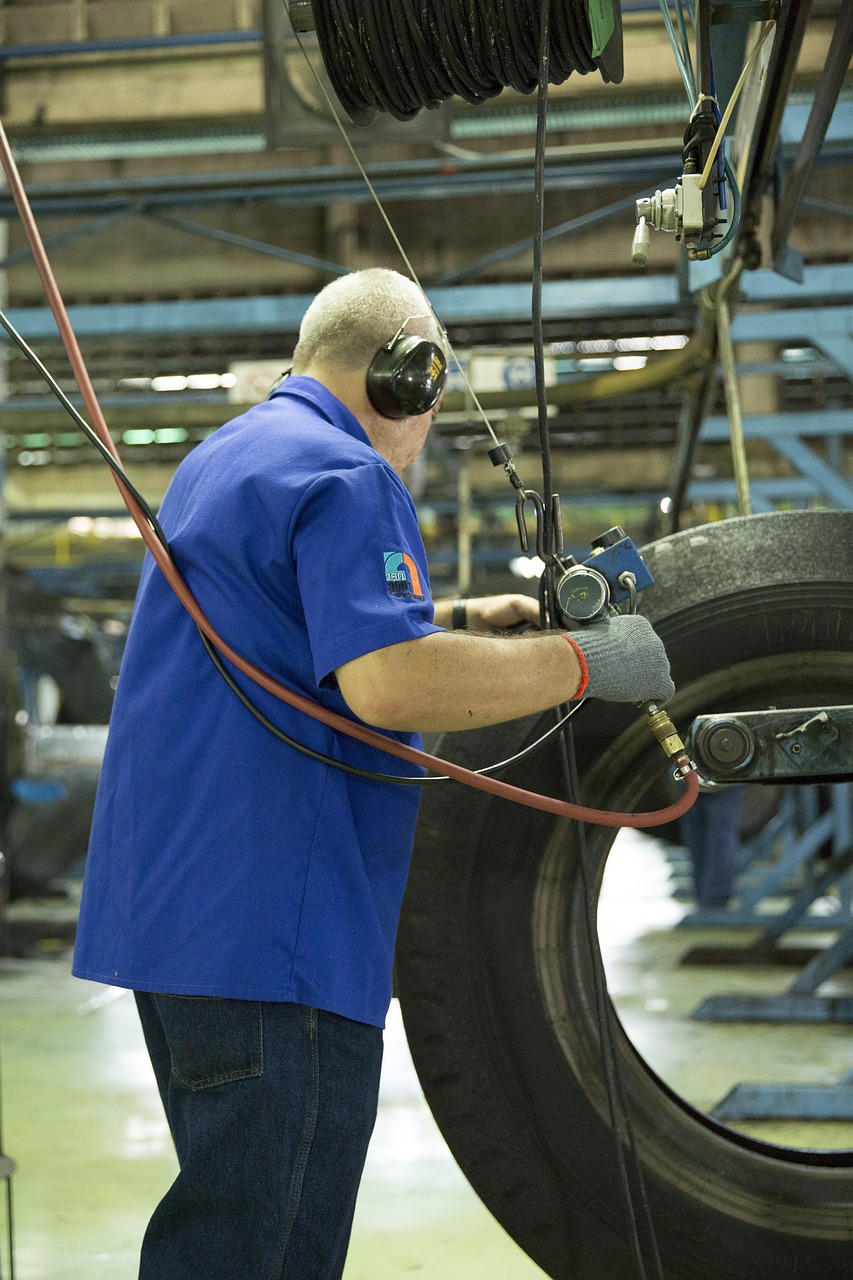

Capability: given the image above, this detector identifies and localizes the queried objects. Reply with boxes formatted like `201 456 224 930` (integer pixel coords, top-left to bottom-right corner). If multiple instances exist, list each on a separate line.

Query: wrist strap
451 598 468 630
562 633 589 699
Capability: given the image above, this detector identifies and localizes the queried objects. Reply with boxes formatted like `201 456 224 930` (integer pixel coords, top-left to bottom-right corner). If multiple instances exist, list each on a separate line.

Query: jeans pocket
154 994 264 1090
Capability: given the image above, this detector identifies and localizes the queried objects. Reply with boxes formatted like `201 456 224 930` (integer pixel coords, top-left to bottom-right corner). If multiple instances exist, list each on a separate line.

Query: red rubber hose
0 120 698 829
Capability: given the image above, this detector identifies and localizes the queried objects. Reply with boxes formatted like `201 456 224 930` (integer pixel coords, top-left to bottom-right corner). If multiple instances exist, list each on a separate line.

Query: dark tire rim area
397 511 853 1280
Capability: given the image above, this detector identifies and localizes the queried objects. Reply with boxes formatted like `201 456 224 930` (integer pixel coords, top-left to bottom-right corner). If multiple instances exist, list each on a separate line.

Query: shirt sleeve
291 462 443 688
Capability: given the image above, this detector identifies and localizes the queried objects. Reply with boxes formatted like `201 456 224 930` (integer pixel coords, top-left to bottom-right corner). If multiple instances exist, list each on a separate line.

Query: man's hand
466 593 540 631
434 593 539 632
567 614 675 705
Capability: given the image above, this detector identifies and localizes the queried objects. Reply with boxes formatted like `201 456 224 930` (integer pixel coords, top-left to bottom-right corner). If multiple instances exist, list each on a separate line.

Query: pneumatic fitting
642 701 697 781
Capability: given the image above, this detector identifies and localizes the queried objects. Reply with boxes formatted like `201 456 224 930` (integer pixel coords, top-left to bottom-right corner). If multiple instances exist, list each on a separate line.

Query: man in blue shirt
73 268 674 1280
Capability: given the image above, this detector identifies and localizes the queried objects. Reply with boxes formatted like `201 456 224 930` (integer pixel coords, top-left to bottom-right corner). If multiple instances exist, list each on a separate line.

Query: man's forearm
432 593 538 633
336 630 582 732
431 599 456 630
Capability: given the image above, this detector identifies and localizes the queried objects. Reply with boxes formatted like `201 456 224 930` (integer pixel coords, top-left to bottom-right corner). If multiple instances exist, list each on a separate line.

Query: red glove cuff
562 633 589 699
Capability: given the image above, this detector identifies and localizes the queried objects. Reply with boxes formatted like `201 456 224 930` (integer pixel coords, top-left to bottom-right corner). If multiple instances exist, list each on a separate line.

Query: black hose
532 0 553 568
311 0 623 124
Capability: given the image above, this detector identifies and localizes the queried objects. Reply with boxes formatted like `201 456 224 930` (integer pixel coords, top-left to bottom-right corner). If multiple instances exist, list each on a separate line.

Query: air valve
632 216 651 266
632 171 707 263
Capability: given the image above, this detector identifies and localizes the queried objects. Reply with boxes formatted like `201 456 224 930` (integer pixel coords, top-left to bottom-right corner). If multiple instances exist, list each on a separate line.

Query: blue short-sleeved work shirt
72 378 443 1027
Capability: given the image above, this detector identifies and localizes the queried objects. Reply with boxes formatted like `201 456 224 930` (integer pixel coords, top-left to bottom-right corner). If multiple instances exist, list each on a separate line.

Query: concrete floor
600 831 853 1153
1 829 851 1279
0 966 545 1280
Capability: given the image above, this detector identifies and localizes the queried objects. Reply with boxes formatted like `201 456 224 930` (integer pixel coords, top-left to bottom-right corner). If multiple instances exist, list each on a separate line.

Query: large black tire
397 510 853 1280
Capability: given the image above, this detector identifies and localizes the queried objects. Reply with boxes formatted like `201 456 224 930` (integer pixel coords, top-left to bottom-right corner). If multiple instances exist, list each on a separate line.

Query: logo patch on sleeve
384 551 425 601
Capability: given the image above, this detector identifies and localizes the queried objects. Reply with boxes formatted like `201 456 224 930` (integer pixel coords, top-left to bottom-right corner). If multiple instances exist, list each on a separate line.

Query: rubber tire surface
396 511 853 1280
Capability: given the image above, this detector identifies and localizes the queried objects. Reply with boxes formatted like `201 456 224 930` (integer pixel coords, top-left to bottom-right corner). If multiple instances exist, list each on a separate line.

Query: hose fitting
642 701 697 781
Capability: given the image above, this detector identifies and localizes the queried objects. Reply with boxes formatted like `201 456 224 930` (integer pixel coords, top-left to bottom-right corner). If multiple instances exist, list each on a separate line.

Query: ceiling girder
3 265 851 342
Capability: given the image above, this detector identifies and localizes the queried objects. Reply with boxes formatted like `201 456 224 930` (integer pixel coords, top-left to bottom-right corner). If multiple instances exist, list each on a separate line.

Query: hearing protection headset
366 317 448 419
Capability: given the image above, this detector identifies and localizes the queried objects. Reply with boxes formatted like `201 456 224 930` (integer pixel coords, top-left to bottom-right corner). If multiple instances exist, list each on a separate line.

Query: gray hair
291 268 446 373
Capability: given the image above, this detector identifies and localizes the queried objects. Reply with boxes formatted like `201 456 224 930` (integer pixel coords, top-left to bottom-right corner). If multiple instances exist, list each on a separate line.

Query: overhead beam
1 277 683 341
738 0 814 246
771 2 853 277
0 150 681 219
702 410 853 439
4 98 852 220
4 265 853 340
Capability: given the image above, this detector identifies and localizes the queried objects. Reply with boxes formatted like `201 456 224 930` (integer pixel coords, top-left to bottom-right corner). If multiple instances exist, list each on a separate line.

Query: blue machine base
713 1080 853 1122
692 994 853 1023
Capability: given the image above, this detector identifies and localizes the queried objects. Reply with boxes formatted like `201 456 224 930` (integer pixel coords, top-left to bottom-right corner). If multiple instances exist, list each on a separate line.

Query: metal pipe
456 451 473 596
771 0 853 268
715 261 752 517
738 0 813 243
429 188 660 286
0 31 260 59
143 211 350 276
0 209 129 270
666 343 719 533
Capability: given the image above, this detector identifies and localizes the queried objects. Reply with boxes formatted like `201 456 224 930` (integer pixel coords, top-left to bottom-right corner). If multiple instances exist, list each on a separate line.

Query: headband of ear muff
366 332 448 420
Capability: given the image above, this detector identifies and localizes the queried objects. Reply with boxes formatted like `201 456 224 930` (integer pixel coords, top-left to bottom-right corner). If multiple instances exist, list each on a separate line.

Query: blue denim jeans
134 993 384 1280
679 785 745 909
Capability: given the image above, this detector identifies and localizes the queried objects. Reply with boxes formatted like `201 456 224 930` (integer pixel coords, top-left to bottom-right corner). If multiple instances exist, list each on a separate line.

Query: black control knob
590 526 626 552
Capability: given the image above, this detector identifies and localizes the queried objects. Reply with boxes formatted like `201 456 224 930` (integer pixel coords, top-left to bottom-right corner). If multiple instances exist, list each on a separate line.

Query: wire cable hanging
658 0 695 104
527 11 666 1272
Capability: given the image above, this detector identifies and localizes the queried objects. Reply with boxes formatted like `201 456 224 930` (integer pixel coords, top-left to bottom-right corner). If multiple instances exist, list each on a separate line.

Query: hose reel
286 0 624 124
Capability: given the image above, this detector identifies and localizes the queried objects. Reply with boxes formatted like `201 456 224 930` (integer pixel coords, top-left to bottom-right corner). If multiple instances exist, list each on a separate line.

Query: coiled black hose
311 0 624 124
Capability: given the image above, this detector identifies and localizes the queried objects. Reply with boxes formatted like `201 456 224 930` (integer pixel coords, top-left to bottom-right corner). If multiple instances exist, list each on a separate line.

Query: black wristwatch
451 598 468 630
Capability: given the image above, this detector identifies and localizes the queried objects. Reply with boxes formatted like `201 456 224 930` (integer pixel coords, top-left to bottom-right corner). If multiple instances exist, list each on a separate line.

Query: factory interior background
0 1 852 1277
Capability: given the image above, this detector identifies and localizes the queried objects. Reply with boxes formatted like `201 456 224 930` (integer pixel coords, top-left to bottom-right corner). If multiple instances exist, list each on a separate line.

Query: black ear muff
366 333 448 420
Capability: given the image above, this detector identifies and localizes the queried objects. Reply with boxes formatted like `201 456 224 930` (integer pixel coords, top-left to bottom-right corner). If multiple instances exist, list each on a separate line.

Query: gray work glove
569 614 675 704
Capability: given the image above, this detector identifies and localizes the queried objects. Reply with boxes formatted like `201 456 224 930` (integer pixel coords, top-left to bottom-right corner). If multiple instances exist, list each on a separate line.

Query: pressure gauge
555 565 610 626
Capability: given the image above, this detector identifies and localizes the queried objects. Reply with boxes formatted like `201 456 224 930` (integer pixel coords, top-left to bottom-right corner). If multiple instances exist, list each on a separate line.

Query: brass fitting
642 702 697 780
646 706 686 759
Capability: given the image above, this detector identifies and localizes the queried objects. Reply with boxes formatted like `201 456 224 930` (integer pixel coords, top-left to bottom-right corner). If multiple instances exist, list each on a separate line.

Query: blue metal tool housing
584 534 655 605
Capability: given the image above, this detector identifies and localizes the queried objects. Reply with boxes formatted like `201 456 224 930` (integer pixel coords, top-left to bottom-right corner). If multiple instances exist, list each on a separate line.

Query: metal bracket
710 3 775 21
687 705 853 783
262 0 450 148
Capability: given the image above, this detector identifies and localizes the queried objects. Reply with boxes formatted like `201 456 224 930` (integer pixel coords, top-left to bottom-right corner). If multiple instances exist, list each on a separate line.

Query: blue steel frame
680 786 853 934
3 264 852 336
0 46 848 520
1 101 850 250
0 152 685 219
2 273 851 514
685 784 853 1028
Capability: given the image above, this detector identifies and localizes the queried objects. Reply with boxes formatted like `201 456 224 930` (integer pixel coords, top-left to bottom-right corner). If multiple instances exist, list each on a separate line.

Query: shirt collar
269 375 373 450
